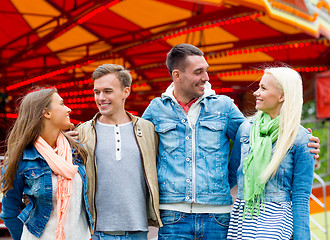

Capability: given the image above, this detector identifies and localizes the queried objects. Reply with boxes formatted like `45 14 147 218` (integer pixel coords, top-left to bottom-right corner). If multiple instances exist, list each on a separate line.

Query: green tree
302 100 329 182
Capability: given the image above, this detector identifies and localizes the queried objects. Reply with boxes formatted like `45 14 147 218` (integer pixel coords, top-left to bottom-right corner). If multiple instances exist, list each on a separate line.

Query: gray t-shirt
95 120 148 232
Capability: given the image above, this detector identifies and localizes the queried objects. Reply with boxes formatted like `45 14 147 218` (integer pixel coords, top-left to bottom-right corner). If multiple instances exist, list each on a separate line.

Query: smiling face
45 93 72 130
94 73 130 120
253 73 284 119
173 55 209 103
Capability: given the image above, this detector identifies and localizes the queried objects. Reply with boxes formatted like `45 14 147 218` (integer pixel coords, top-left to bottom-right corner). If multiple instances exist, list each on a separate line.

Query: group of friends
0 44 320 240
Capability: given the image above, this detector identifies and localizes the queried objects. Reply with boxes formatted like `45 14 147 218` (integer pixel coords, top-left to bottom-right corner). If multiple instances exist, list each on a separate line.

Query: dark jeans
92 231 148 240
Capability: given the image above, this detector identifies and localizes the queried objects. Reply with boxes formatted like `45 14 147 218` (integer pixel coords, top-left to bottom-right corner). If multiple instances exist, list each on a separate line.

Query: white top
21 172 91 240
159 202 232 214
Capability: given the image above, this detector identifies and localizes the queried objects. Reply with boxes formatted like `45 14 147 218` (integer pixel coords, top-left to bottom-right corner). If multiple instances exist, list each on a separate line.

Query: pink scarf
34 132 78 240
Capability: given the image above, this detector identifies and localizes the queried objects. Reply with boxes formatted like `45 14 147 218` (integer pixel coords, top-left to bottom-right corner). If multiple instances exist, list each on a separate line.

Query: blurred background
0 0 329 239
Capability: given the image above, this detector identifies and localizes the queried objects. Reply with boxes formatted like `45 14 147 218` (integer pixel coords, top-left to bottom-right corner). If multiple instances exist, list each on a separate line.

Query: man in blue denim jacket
142 44 320 239
142 44 244 239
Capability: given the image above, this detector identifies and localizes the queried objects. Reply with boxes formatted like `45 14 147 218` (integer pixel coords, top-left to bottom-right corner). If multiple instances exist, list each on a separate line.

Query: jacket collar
91 111 139 127
126 111 139 126
22 142 81 163
22 145 45 161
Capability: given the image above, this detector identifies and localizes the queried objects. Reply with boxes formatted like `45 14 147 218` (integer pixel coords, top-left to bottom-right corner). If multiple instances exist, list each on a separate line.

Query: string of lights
206 39 329 58
217 66 328 79
268 0 330 21
6 60 95 91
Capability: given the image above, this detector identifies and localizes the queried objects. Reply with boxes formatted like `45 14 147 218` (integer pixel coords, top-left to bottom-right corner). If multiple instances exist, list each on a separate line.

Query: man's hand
66 123 79 140
22 194 30 206
307 128 320 161
66 130 79 140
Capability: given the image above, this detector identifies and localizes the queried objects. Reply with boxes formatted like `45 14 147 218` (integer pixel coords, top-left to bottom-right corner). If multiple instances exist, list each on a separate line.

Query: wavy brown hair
1 88 87 194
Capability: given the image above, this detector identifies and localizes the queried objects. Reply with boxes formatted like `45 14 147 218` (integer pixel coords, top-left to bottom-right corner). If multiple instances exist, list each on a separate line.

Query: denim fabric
158 210 230 240
229 118 315 239
92 231 148 240
142 94 244 206
0 144 93 240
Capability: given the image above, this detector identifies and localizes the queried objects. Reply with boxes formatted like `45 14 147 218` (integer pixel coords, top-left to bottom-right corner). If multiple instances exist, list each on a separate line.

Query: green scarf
243 112 280 218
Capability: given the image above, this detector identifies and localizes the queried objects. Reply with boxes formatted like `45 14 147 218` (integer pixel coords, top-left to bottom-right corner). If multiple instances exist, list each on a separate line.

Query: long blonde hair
1 88 87 194
261 67 303 182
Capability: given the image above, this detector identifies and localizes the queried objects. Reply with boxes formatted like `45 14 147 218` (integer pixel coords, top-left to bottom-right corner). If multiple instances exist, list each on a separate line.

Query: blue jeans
158 210 230 240
92 231 148 240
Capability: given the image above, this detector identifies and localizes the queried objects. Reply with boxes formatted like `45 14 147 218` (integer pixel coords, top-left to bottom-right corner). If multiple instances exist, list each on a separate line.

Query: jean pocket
160 210 184 225
212 213 230 227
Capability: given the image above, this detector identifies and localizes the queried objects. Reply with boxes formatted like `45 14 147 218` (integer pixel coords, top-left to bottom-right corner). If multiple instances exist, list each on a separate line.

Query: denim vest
230 118 315 239
143 94 245 206
0 145 93 240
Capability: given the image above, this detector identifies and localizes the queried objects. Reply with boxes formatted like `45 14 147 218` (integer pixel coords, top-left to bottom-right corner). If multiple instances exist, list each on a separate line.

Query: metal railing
311 172 328 240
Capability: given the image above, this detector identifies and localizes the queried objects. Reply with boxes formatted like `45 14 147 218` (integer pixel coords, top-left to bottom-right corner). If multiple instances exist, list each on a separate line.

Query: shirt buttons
186 158 190 162
186 179 190 182
137 129 142 137
181 119 186 123
185 196 190 200
185 136 189 140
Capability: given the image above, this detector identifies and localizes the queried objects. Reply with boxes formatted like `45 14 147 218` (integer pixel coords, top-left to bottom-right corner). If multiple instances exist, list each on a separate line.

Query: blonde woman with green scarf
227 67 315 240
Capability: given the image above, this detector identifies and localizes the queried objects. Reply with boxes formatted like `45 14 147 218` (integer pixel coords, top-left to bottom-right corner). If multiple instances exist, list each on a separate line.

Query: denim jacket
142 83 245 206
229 118 315 239
0 145 93 240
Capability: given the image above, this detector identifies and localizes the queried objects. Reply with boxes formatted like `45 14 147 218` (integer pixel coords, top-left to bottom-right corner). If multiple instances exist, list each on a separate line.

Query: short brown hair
92 64 132 88
166 44 203 78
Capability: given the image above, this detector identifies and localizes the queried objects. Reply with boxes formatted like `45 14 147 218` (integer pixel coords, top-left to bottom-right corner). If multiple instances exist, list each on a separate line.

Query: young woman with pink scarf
0 88 93 240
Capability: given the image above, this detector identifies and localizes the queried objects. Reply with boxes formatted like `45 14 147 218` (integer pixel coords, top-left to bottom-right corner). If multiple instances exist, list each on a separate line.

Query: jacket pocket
240 136 250 155
23 168 45 195
155 122 180 154
199 120 225 153
265 165 285 193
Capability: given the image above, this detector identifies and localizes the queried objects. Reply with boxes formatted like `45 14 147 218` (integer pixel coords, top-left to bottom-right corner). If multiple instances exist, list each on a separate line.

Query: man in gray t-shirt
72 64 162 240
95 121 148 233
